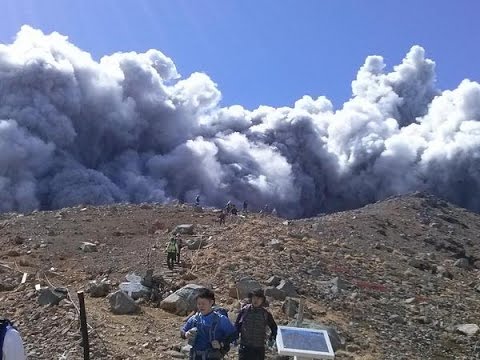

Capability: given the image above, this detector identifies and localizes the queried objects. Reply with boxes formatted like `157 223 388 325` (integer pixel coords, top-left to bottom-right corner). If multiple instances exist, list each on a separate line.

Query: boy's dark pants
238 345 265 360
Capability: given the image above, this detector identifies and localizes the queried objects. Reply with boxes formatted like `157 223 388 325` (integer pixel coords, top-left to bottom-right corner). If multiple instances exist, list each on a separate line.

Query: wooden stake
296 297 305 327
77 291 90 360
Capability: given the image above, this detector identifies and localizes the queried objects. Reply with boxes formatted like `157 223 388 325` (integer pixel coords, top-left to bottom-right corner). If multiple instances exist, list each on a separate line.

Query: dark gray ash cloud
1 26 479 217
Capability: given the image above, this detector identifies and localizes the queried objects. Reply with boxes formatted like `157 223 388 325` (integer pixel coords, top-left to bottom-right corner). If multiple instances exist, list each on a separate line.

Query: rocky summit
1 192 479 359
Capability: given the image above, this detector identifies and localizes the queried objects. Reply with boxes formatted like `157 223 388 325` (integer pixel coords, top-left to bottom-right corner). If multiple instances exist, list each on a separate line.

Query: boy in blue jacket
181 289 236 359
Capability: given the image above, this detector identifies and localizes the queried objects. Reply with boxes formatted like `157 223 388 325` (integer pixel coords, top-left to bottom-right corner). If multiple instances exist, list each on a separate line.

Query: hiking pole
77 291 90 360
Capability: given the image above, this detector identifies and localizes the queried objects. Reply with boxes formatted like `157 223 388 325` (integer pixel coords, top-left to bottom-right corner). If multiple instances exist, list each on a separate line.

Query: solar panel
276 326 335 359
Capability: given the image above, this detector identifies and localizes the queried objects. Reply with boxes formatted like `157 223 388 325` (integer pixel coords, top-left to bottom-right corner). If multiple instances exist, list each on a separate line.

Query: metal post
77 291 90 360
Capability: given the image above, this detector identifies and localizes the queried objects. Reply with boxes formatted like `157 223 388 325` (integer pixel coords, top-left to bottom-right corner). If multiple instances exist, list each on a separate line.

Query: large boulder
118 282 150 300
38 287 67 306
230 277 262 299
108 290 140 315
160 284 206 315
265 286 286 301
173 224 195 235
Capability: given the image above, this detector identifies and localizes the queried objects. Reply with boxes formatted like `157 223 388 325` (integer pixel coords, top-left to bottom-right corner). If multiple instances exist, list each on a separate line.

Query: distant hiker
271 208 277 217
225 201 232 214
231 204 238 216
235 289 277 360
243 200 248 214
165 237 178 270
181 288 236 359
196 195 201 206
176 235 183 264
218 211 226 225
1 318 26 360
264 204 270 213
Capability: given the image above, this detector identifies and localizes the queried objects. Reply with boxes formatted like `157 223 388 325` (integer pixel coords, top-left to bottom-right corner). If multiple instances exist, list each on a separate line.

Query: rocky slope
1 193 479 359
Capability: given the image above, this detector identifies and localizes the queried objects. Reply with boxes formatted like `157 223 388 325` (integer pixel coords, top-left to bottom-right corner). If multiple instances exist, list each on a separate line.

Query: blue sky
1 0 479 110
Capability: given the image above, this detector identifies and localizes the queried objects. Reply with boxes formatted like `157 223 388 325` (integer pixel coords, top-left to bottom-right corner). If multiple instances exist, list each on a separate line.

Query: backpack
0 319 15 360
191 307 231 355
167 241 177 253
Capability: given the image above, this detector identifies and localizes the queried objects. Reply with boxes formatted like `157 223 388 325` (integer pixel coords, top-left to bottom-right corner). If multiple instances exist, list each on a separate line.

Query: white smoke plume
0 26 479 217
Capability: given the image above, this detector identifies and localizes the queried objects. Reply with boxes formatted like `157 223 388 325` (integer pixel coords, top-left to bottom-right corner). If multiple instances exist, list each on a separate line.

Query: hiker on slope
235 289 278 360
181 288 237 360
243 200 248 214
176 235 183 264
165 237 178 270
1 318 26 360
218 211 226 226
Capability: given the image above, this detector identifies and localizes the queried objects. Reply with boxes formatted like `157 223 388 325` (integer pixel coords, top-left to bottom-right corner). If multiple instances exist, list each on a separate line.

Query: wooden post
77 291 90 360
296 297 305 327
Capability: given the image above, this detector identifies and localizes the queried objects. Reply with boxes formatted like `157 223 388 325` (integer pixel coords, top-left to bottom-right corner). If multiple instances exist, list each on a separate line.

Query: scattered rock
181 272 198 281
408 257 431 271
434 265 454 279
282 297 299 317
456 324 479 336
87 280 111 298
79 242 97 253
186 238 207 250
269 239 284 251
265 275 282 287
330 277 351 295
12 235 24 245
38 287 67 306
276 279 298 297
345 343 361 353
165 350 184 358
454 258 470 269
5 249 20 257
173 224 195 235
389 314 406 324
108 290 140 315
0 282 16 292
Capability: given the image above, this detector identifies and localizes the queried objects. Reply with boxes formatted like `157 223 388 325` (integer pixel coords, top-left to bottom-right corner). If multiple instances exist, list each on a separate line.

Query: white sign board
276 326 335 359
119 273 148 297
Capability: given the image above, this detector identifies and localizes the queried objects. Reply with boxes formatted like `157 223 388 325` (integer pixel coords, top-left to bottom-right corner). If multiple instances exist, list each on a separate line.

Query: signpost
276 326 335 360
77 291 90 360
119 273 148 297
